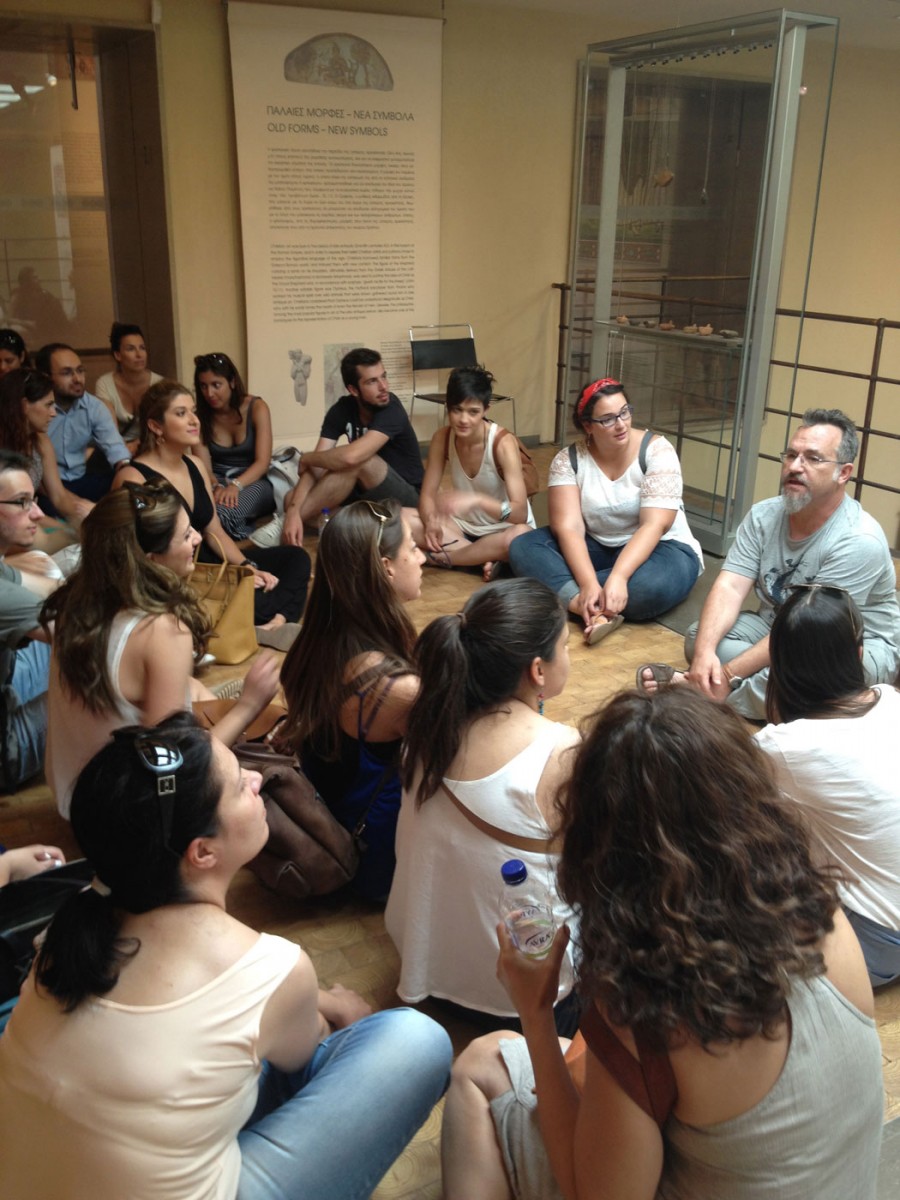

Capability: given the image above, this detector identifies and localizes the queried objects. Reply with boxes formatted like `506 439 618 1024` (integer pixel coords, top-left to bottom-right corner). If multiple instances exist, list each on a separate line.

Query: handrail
552 282 900 518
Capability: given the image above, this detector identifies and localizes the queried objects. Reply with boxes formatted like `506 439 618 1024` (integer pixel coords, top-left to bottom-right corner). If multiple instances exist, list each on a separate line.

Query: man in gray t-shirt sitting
639 408 900 719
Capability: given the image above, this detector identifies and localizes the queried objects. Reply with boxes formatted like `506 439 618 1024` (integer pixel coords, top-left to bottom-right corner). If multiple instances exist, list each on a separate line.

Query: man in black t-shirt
282 348 423 545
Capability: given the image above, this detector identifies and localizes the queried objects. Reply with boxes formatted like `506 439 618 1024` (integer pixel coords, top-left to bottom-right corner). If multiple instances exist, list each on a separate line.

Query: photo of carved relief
284 35 393 91
288 349 312 406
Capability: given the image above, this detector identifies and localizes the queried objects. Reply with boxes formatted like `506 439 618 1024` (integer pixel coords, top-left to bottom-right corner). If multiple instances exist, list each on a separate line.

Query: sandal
482 560 504 583
635 662 678 691
585 613 624 645
425 548 454 569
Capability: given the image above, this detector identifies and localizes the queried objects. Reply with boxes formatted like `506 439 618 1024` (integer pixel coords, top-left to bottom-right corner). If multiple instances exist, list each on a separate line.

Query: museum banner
226 2 442 445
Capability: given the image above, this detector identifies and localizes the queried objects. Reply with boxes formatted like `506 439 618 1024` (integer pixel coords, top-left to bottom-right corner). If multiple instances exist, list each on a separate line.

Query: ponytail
35 886 136 1012
402 614 470 804
403 578 566 806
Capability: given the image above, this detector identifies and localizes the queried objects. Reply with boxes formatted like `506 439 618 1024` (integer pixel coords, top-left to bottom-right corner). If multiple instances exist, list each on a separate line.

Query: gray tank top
659 974 883 1199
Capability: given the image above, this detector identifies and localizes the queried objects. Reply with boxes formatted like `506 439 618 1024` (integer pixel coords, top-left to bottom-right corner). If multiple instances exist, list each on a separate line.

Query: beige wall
3 0 898 475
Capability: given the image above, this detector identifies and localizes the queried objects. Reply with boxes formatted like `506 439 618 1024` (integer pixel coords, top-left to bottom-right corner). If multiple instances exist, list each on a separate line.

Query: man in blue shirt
35 343 130 507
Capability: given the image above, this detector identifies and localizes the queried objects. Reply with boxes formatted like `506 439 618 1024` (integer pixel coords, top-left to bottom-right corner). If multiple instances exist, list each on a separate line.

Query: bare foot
256 613 287 633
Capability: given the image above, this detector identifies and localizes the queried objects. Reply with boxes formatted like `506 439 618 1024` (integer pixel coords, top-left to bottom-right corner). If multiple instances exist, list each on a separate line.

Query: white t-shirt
755 685 900 930
548 436 703 565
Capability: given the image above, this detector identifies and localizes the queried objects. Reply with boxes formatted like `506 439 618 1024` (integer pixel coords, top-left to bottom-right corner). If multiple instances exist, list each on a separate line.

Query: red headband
576 377 623 419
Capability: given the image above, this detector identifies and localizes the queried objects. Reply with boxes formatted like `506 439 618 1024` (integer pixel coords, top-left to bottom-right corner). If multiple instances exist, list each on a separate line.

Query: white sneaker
250 513 284 548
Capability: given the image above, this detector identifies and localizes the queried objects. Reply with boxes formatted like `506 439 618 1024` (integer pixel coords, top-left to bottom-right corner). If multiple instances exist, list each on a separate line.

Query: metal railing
553 280 900 521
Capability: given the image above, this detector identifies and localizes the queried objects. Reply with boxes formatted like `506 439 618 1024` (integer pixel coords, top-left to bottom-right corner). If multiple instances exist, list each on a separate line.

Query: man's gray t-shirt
724 495 900 658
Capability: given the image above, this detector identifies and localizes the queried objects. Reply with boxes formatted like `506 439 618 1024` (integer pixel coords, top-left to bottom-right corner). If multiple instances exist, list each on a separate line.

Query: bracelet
232 479 244 492
240 558 257 569
500 501 511 520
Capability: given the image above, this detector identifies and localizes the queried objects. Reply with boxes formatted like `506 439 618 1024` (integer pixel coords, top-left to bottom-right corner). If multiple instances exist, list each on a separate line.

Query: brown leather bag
234 744 359 900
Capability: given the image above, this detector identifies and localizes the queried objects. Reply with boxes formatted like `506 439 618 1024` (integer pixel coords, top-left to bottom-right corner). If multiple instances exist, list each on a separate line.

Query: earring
537 691 544 717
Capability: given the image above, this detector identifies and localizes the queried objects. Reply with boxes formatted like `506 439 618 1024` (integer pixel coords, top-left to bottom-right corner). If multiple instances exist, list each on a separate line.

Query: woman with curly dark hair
442 687 883 1200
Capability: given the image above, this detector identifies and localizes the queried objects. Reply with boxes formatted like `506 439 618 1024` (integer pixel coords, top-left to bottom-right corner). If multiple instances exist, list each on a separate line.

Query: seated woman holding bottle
385 578 580 1034
0 714 452 1200
278 499 425 901
757 583 900 988
406 366 534 582
442 687 883 1200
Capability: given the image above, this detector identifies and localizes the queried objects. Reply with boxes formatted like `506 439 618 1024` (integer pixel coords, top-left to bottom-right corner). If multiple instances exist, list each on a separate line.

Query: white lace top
548 436 703 563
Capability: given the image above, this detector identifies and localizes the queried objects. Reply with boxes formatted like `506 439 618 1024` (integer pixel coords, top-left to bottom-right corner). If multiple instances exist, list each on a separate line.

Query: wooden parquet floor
2 443 898 1198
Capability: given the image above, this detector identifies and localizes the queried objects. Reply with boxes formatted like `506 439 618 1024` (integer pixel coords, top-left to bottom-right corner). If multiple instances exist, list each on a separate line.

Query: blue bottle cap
501 859 527 886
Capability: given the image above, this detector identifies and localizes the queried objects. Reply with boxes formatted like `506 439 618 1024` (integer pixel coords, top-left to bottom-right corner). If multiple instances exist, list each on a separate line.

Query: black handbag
0 859 95 1001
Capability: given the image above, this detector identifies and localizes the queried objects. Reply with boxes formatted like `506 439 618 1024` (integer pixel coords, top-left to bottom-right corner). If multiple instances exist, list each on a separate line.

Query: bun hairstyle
35 714 221 1011
403 577 566 805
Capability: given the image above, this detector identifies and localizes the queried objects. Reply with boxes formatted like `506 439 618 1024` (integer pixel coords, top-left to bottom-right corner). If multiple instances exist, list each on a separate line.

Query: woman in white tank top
406 366 534 582
43 480 279 816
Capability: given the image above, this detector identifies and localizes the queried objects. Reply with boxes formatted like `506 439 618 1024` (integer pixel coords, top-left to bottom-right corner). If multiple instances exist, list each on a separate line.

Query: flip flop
425 548 453 569
483 560 504 583
635 662 678 691
585 613 624 645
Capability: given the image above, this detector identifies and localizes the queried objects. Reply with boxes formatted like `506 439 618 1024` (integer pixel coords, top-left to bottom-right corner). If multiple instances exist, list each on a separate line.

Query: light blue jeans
508 528 700 622
237 1007 451 1200
684 612 899 722
5 640 50 786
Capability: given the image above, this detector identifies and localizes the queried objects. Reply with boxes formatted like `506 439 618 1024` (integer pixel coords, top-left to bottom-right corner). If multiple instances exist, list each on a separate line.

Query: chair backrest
409 323 478 374
410 336 477 373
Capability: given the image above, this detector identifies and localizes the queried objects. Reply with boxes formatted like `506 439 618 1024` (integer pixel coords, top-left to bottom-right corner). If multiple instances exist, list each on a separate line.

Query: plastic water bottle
499 859 556 959
318 507 331 532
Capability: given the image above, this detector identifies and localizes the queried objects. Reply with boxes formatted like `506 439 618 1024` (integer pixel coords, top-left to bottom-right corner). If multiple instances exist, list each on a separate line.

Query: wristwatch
723 664 744 692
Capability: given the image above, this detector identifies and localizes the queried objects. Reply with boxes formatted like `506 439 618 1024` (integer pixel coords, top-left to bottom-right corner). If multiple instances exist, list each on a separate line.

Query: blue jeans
509 528 700 622
5 640 50 786
237 1007 451 1200
844 907 900 989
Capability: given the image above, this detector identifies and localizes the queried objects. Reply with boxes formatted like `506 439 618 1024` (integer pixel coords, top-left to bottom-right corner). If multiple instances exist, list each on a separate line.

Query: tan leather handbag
190 537 256 664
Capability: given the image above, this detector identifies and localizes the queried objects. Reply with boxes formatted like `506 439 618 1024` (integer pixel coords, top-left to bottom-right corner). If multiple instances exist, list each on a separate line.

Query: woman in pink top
0 715 451 1199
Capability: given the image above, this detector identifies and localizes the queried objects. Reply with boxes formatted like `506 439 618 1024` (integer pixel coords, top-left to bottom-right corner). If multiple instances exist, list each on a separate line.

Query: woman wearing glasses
757 584 900 988
193 352 277 541
0 715 451 1199
42 481 280 818
509 378 702 643
0 367 91 553
279 499 425 901
115 379 310 648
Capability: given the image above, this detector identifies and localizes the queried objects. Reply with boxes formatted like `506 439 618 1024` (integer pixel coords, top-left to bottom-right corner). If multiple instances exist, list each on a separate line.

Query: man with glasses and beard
281 348 423 546
0 450 62 786
638 408 900 718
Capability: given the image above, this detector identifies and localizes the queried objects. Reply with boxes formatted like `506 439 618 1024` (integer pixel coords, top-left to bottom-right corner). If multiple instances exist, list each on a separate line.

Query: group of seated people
0 328 898 1197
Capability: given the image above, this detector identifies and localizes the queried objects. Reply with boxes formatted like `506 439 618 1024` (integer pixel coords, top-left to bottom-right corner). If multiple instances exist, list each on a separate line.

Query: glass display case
566 11 838 553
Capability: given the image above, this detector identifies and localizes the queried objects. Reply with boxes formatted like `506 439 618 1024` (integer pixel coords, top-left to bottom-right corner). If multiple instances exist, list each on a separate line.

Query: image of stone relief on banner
227 3 442 447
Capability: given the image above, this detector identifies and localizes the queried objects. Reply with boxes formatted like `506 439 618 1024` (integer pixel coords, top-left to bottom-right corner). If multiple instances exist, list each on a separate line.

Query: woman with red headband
509 379 702 642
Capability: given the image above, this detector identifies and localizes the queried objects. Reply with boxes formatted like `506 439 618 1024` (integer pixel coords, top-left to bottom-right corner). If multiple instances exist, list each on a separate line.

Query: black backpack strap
638 428 656 474
568 443 578 474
